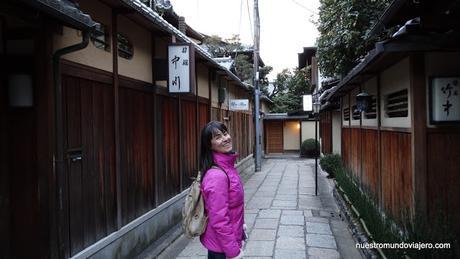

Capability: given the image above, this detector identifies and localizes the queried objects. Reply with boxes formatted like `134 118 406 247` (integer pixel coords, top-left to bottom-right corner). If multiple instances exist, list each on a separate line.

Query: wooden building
263 112 318 154
0 0 258 258
320 0 460 238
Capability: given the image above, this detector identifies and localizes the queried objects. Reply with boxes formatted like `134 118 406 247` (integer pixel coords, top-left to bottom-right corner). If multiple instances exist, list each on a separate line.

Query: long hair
199 121 228 177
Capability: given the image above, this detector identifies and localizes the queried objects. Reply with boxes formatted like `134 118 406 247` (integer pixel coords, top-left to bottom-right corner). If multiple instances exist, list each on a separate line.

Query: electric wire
246 0 254 40
290 0 318 16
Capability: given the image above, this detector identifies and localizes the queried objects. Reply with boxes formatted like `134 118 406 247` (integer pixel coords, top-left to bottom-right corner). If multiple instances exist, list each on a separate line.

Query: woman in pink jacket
199 121 245 259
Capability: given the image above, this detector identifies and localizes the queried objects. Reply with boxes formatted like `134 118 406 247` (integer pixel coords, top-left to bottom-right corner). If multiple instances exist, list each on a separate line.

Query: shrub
300 138 319 158
319 154 341 178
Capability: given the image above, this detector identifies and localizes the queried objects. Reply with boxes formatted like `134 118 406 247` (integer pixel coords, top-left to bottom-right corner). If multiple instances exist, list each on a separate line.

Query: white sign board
230 99 249 111
430 77 460 124
168 44 194 93
303 95 312 111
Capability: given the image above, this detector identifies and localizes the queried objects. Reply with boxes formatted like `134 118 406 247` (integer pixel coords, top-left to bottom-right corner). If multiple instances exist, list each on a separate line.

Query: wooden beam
410 53 427 217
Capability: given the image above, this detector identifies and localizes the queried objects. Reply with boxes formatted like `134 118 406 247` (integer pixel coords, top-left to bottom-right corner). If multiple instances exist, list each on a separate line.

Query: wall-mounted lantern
313 101 321 114
356 92 371 113
8 74 33 107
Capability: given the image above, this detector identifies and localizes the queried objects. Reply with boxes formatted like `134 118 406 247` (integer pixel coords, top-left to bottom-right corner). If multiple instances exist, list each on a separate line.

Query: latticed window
117 33 133 59
91 23 110 51
385 89 408 118
364 96 377 119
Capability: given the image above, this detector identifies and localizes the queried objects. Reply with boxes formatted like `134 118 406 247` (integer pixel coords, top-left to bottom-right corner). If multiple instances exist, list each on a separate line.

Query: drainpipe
52 31 90 256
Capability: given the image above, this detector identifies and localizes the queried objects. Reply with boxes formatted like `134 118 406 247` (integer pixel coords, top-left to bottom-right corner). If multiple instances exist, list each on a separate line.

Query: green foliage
203 34 272 92
270 67 312 112
316 0 391 78
300 138 319 158
319 154 341 178
333 159 460 258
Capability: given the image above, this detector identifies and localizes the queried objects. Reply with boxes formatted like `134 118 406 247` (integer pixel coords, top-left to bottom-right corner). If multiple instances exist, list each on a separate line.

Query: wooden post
410 54 427 217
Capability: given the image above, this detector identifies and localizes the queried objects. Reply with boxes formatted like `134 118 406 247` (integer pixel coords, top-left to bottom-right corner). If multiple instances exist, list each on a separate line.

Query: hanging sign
303 95 312 111
168 43 195 93
230 99 249 111
429 77 460 124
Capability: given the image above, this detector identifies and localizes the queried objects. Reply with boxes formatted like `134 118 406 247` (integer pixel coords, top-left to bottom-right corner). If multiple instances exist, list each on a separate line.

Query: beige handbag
182 171 208 238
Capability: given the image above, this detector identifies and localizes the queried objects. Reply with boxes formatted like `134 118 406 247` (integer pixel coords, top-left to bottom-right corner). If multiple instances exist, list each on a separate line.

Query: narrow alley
154 158 362 259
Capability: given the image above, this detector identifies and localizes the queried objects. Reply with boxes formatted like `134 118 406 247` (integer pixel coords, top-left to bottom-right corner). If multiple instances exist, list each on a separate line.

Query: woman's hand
228 249 244 259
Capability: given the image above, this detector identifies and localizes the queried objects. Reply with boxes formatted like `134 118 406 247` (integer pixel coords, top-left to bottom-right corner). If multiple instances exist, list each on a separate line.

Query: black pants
208 250 226 259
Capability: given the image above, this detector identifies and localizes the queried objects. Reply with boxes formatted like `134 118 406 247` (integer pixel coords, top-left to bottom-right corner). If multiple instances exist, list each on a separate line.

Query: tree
317 0 391 78
270 67 312 113
203 34 272 95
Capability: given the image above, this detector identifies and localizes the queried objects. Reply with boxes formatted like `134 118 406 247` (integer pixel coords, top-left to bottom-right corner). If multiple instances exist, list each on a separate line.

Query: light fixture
8 74 33 107
313 101 321 114
356 92 371 113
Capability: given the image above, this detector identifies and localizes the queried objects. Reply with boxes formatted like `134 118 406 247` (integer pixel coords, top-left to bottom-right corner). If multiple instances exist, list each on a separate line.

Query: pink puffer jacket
200 152 244 258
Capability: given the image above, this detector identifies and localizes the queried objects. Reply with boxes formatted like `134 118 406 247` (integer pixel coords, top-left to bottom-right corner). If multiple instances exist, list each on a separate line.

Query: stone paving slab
169 158 362 259
306 233 337 249
275 237 306 250
277 225 304 238
274 249 307 259
244 241 275 257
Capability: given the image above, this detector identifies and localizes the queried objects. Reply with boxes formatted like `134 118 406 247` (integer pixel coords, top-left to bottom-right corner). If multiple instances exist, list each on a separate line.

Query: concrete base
71 155 255 259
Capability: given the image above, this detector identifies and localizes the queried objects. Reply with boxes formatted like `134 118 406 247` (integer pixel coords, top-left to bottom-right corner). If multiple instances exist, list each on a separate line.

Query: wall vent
343 107 350 121
385 89 408 118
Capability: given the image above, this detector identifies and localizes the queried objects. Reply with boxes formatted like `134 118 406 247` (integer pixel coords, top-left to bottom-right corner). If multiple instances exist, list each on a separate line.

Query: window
117 33 133 59
385 89 408 118
343 107 350 121
352 105 361 120
364 96 377 119
91 23 110 51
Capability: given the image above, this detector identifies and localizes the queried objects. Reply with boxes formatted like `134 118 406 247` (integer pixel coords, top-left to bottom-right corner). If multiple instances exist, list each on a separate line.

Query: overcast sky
169 0 320 81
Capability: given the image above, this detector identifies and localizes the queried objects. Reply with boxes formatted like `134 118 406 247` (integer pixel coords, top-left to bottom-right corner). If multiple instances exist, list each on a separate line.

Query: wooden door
265 121 283 153
62 74 117 256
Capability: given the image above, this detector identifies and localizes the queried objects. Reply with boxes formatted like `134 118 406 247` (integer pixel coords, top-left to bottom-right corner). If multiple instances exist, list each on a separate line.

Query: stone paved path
165 158 362 259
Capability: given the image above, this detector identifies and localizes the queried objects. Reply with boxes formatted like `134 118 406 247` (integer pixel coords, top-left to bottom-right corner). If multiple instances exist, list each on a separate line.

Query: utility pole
253 0 261 171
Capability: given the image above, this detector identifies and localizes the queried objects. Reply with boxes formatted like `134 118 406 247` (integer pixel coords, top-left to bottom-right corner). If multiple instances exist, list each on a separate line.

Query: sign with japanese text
230 99 249 111
168 44 194 93
430 77 460 124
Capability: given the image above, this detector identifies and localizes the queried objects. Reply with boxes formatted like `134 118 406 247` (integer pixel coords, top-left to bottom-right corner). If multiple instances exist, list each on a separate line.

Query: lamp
313 101 321 114
8 74 33 107
356 92 371 113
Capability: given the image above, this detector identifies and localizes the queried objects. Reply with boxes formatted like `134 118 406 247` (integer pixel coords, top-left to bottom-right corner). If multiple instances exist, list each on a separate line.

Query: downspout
52 31 90 256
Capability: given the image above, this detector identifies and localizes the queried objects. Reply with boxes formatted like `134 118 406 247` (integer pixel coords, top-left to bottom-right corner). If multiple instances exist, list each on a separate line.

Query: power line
246 0 254 40
238 0 243 36
290 0 319 16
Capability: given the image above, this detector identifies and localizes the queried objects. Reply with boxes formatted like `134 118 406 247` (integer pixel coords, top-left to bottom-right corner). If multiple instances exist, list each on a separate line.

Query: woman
199 121 245 259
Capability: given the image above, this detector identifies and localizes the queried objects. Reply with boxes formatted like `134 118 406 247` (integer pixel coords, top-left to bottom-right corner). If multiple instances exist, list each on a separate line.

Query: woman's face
210 129 232 153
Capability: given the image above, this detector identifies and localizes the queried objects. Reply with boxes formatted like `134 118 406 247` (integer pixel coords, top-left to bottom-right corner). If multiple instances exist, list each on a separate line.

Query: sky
169 0 320 81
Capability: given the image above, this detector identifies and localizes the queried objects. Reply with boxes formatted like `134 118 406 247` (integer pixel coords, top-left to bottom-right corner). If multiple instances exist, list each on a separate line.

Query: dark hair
199 121 228 176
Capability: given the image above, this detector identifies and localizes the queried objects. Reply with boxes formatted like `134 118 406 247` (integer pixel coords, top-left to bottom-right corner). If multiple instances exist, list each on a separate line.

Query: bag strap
211 164 230 188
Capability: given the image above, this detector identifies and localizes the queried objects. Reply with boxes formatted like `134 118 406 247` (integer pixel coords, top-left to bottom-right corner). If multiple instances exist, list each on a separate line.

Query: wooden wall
119 83 154 224
157 95 180 203
342 128 351 170
361 129 379 199
320 111 332 154
380 131 412 216
426 131 460 235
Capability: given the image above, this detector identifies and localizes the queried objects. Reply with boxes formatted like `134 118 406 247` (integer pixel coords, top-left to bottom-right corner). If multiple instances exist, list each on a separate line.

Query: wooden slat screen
181 100 197 187
381 131 412 217
157 96 180 203
119 86 155 224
